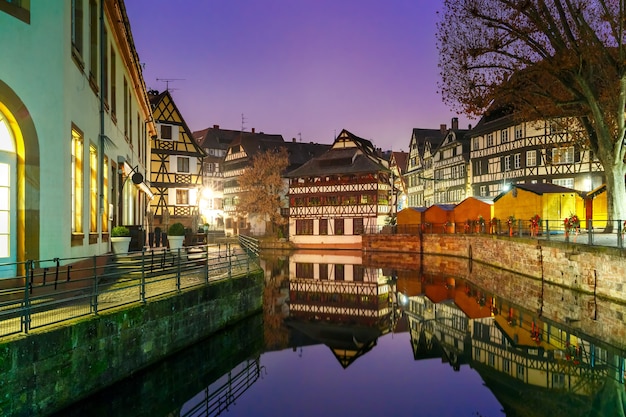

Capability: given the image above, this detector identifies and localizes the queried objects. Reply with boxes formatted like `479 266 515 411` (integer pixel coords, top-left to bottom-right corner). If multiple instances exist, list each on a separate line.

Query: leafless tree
437 0 626 226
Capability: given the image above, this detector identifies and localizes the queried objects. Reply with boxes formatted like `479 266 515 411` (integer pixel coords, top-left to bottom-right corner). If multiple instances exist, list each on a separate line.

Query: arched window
0 111 16 266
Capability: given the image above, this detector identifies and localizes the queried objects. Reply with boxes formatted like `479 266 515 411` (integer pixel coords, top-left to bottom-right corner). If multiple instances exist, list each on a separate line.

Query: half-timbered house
285 129 391 249
148 90 206 234
389 151 409 214
432 120 471 204
405 126 448 208
470 109 604 198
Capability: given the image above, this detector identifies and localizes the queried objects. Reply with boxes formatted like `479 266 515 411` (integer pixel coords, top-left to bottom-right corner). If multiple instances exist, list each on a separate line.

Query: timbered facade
432 124 471 204
148 90 206 230
404 126 447 208
285 129 391 249
470 112 604 198
389 151 409 214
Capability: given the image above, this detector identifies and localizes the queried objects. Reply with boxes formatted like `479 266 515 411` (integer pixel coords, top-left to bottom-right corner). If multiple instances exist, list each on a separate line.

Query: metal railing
371 219 626 249
238 234 260 258
0 243 260 339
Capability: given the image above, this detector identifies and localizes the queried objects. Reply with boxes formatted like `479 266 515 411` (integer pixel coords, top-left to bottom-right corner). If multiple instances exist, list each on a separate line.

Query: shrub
168 222 185 236
111 226 130 237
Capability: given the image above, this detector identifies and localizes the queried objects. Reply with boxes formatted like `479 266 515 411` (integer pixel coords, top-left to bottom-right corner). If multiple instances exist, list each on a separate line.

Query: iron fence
370 219 625 249
0 243 260 339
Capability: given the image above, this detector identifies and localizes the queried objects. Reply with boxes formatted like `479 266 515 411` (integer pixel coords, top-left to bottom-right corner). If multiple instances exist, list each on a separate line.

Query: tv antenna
156 78 185 92
241 113 247 132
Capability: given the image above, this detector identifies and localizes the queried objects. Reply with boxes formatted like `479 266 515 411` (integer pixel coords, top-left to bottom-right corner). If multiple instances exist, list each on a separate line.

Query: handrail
238 234 260 258
0 243 261 339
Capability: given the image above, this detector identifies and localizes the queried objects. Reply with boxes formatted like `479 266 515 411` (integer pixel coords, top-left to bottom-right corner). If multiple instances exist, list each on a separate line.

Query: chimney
440 124 447 134
452 117 459 130
251 127 255 133
292 138 296 142
213 124 219 129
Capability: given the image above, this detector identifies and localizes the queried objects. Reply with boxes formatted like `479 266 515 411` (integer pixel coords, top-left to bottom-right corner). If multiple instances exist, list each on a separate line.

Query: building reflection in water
284 250 626 415
285 250 402 368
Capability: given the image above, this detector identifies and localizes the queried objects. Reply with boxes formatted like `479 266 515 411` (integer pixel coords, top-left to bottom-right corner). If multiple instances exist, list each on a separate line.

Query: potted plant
168 222 186 250
111 226 131 254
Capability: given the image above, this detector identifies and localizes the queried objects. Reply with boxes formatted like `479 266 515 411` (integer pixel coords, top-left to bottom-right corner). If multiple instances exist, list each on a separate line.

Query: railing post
23 260 33 334
204 247 209 284
618 219 624 249
587 219 593 246
92 255 99 315
176 248 181 292
545 220 550 240
141 248 146 302
228 244 232 279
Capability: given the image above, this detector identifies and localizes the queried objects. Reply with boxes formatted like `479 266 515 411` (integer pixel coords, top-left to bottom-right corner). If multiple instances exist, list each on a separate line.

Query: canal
53 250 626 417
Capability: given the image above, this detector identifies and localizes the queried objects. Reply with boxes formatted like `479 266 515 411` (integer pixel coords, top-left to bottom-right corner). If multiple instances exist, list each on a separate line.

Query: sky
124 0 473 151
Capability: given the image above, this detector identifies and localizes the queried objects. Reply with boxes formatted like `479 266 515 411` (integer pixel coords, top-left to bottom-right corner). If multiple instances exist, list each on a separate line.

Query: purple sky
125 0 473 151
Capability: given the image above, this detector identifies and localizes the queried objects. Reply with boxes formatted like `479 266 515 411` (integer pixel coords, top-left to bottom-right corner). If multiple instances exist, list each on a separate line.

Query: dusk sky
125 0 473 151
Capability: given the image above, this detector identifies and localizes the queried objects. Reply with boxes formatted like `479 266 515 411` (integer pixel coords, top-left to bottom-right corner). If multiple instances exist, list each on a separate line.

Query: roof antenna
241 113 247 132
156 78 185 92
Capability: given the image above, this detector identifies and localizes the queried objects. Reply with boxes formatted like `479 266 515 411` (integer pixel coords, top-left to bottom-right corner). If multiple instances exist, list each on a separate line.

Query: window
514 153 521 169
89 0 98 86
353 265 364 281
526 150 536 167
0 0 30 23
335 264 345 281
552 146 575 164
503 359 510 374
296 219 313 235
319 263 328 280
161 125 172 140
353 218 364 235
110 47 116 119
515 125 523 140
553 178 574 188
102 155 108 233
334 218 344 235
295 263 314 279
504 155 511 171
71 126 84 234
102 27 108 103
480 185 487 197
488 353 495 366
176 189 189 205
177 157 190 173
501 129 509 143
319 218 328 235
516 364 525 380
89 144 97 233
123 77 128 136
71 0 84 58
552 373 565 389
487 133 494 147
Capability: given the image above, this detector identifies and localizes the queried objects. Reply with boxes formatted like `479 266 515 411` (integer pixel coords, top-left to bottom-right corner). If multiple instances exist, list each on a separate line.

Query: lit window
89 144 97 233
71 126 84 234
526 150 537 167
552 146 575 164
102 156 108 232
176 189 189 205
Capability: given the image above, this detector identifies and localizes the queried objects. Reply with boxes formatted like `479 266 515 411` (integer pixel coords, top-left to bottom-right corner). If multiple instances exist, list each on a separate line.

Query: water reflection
55 250 626 417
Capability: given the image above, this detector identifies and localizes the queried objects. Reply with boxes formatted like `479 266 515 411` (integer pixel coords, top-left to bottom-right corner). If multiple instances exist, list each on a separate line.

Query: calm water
55 251 626 417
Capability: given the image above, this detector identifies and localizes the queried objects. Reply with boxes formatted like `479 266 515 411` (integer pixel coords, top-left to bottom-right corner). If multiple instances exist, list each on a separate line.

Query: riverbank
363 234 625 303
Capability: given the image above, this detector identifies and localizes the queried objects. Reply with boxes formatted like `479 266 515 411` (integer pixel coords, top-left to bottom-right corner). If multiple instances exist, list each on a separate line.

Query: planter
168 235 185 250
111 236 131 254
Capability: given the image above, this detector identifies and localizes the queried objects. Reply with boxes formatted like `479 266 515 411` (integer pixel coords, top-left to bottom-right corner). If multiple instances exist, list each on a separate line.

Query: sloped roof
410 128 447 157
494 182 581 202
285 129 389 178
390 151 409 174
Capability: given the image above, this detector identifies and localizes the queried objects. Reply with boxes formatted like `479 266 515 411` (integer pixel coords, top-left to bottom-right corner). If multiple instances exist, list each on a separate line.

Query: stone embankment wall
0 272 264 417
363 234 626 347
363 234 625 302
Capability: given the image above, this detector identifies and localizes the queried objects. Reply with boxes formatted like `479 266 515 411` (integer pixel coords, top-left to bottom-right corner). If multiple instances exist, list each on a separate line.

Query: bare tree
236 147 289 234
437 0 626 226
